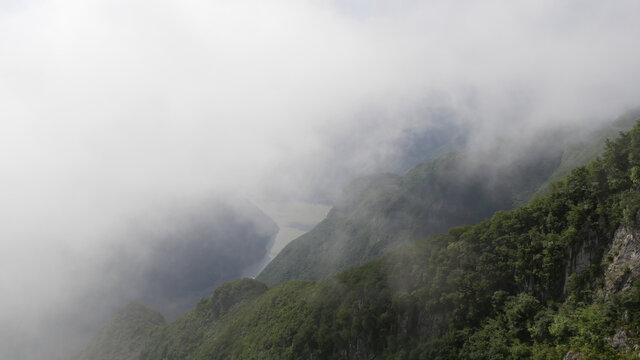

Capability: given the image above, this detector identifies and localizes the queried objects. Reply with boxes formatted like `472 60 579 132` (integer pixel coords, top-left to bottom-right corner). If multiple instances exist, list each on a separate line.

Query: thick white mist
1 0 640 359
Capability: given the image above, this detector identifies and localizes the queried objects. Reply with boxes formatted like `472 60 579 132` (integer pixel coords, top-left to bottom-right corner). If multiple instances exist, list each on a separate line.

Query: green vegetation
257 149 560 287
532 109 640 198
112 197 278 319
258 112 640 288
138 278 268 360
72 302 165 360
77 119 640 359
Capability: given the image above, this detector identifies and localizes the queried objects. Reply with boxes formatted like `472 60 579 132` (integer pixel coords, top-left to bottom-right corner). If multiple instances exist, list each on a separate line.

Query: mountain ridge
75 114 640 360
257 111 640 288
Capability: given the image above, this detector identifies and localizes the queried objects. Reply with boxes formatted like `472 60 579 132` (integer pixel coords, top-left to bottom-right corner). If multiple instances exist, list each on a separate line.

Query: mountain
76 119 640 359
113 196 279 318
388 110 469 174
47 196 278 360
257 112 640 287
532 108 640 197
256 149 555 287
71 302 165 360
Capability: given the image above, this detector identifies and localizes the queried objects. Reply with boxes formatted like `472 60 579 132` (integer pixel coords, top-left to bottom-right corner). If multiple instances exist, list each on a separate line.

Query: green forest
76 119 640 360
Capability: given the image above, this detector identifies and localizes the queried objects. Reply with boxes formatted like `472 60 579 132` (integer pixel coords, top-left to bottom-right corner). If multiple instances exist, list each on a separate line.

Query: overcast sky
2 0 640 359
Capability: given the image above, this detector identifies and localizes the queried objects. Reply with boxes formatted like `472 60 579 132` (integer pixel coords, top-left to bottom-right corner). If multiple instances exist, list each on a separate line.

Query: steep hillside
257 152 523 287
533 109 640 197
257 113 639 287
72 302 165 360
76 120 640 359
111 197 278 318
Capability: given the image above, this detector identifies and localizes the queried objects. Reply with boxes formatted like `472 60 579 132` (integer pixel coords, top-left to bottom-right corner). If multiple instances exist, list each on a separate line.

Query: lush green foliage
258 113 640 288
77 120 640 360
532 109 640 198
258 149 561 287
72 302 165 360
228 121 640 359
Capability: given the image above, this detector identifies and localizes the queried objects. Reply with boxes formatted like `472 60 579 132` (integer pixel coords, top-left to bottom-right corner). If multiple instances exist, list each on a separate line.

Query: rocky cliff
603 226 640 295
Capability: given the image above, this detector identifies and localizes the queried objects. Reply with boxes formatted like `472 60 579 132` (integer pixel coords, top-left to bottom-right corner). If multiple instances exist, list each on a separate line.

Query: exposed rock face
603 227 640 295
563 350 584 360
605 329 639 352
564 229 601 295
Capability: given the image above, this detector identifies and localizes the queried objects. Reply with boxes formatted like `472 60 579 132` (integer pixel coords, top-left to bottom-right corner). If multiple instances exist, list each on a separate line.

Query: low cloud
1 0 640 359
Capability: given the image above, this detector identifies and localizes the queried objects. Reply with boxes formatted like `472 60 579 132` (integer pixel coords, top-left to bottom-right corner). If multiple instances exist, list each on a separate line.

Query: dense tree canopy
77 120 640 360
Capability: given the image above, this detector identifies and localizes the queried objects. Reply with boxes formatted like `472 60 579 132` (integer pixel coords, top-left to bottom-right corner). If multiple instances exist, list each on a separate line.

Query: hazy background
2 0 640 359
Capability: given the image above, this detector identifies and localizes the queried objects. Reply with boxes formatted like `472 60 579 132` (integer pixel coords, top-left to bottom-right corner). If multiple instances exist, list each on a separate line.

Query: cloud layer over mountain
1 1 640 359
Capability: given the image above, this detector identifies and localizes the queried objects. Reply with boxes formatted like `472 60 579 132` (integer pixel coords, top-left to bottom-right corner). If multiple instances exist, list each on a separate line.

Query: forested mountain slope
77 120 640 359
72 302 165 360
110 197 278 319
258 112 639 287
257 150 558 287
532 109 640 197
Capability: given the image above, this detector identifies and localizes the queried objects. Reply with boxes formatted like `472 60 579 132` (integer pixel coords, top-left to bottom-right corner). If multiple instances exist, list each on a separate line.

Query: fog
1 0 640 359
